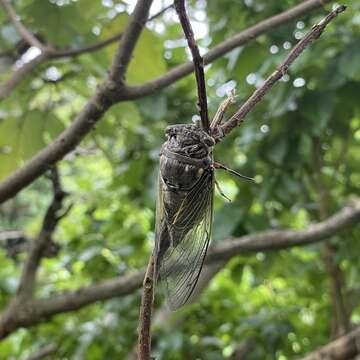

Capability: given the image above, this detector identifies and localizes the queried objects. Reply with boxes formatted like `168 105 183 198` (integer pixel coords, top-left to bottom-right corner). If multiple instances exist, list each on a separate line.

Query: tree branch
216 5 346 140
0 267 145 339
49 4 171 59
33 4 173 59
121 0 333 100
0 200 358 339
0 0 50 52
300 326 360 360
138 256 155 360
17 167 68 298
175 0 209 133
207 200 360 263
0 0 334 203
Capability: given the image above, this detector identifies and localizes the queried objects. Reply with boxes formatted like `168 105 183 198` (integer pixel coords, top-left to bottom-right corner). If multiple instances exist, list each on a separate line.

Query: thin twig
50 33 124 58
0 0 50 52
138 255 155 360
148 3 173 22
175 0 209 133
49 4 173 58
216 5 347 141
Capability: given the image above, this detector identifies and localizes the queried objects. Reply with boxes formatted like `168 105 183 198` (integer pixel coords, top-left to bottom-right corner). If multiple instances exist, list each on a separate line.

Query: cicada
154 121 215 310
153 91 254 310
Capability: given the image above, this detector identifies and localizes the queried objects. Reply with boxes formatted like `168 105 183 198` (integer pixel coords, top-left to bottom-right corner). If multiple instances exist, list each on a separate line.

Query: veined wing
157 169 214 310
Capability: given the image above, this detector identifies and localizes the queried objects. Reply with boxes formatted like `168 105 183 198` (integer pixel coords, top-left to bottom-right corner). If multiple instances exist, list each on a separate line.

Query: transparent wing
156 170 214 310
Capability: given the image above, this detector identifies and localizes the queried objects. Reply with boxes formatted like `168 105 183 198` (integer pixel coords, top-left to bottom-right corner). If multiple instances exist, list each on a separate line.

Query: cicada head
160 124 214 192
164 124 215 159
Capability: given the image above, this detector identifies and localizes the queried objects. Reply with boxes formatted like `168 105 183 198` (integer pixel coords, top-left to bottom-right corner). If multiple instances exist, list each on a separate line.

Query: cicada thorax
156 123 215 272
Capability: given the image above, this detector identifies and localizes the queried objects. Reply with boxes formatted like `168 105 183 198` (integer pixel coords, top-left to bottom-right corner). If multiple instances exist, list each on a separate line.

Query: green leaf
265 137 287 166
339 40 360 81
299 91 334 135
101 14 166 84
0 111 64 180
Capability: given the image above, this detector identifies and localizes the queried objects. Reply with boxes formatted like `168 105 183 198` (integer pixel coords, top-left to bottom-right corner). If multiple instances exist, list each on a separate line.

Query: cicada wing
158 170 214 310
154 174 168 280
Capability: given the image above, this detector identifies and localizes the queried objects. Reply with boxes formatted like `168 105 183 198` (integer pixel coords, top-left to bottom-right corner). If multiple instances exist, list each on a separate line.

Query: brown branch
175 0 209 133
300 326 360 360
216 5 346 140
0 0 50 52
17 167 67 298
0 200 358 339
48 4 172 59
0 0 334 202
121 0 333 99
206 200 360 263
138 256 155 360
0 268 145 339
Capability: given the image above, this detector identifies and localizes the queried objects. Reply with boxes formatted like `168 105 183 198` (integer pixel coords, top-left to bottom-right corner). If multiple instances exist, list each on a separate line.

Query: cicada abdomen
154 123 215 310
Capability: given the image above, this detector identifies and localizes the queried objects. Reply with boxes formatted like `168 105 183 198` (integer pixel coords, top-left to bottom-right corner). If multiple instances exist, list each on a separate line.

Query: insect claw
213 161 255 182
215 178 231 202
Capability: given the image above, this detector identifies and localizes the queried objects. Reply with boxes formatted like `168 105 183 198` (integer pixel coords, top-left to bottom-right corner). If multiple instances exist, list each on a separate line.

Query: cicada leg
214 177 231 202
212 161 255 182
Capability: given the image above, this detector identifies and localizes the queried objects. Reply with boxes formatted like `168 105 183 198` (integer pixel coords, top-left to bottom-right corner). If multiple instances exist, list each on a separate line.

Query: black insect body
155 123 215 310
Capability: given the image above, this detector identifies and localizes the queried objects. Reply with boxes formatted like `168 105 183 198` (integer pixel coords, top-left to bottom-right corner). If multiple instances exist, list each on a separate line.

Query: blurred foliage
0 0 360 359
